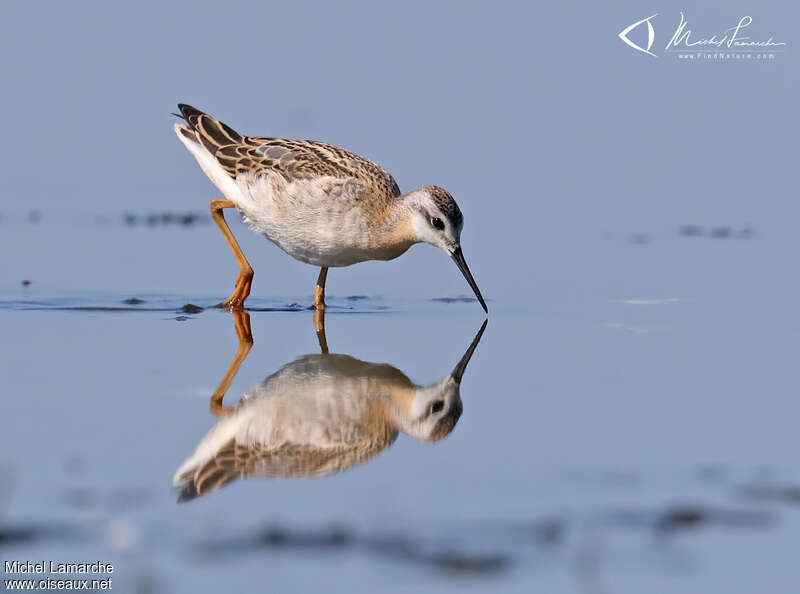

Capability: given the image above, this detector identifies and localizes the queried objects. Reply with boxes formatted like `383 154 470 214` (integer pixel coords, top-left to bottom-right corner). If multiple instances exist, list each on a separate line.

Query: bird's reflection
174 311 487 501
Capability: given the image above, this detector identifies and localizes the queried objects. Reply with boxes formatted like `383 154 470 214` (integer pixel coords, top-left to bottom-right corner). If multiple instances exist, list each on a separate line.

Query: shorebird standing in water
173 104 487 312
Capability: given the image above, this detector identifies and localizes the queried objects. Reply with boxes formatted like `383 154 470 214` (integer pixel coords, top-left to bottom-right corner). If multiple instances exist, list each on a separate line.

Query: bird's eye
431 400 445 414
431 217 445 230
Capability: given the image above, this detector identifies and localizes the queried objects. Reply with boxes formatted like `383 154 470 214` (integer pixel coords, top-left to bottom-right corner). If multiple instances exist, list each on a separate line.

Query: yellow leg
313 267 328 311
210 199 253 310
210 310 253 418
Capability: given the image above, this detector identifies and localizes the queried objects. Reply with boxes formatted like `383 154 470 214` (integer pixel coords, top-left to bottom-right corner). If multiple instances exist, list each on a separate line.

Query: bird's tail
172 103 244 153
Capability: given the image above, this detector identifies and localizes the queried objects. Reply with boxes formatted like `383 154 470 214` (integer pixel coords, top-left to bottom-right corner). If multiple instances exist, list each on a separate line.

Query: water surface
1 215 799 593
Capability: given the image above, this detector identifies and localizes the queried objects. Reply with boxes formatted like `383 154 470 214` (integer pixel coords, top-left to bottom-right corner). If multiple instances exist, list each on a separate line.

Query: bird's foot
218 279 251 310
217 289 247 310
217 298 245 310
216 271 253 310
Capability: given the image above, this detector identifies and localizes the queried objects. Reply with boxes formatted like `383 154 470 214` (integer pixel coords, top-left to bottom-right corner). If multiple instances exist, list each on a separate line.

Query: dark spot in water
531 519 564 544
175 315 189 321
260 527 289 546
181 303 204 314
680 224 756 240
654 504 773 533
710 226 732 239
258 525 351 549
370 534 509 574
123 297 145 305
656 506 705 530
679 224 704 237
607 504 773 534
431 552 509 574
21 280 31 287
0 525 37 546
194 524 353 556
189 523 512 574
179 213 197 226
0 523 79 548
123 211 207 228
431 296 476 304
629 234 650 245
28 211 42 224
346 295 369 301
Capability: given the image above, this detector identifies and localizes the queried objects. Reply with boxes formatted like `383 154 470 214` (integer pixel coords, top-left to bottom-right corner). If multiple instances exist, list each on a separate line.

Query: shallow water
2 215 800 594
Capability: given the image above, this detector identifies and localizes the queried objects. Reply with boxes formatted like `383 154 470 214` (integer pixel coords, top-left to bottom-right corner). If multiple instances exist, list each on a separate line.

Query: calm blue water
1 213 799 593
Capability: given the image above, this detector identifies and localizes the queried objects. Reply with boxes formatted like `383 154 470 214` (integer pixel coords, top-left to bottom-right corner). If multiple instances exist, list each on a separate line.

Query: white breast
234 173 380 267
177 125 380 267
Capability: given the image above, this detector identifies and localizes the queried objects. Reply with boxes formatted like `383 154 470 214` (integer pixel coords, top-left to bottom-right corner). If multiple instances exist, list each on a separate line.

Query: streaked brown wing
218 136 402 198
176 104 401 198
176 434 396 502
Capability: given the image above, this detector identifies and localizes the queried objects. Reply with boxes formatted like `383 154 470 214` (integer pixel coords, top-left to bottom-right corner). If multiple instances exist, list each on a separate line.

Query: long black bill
450 247 488 313
451 319 488 383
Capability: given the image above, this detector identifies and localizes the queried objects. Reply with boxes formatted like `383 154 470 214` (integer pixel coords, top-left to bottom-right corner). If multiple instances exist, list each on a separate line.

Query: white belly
177 129 404 267
234 173 397 267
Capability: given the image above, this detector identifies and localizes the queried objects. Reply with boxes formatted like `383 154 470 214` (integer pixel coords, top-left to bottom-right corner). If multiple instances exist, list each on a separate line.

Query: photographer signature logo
619 12 787 59
619 14 659 57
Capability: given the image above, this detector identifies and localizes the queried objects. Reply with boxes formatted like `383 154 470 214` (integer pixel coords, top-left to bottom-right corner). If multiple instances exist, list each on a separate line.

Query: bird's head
404 378 464 442
408 186 487 312
398 320 487 442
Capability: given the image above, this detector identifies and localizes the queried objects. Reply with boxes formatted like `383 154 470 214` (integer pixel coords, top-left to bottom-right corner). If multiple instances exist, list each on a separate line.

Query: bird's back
174 104 401 201
174 104 411 266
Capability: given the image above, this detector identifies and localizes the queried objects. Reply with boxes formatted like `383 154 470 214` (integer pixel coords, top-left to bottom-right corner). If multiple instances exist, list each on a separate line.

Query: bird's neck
379 384 421 427
369 197 421 254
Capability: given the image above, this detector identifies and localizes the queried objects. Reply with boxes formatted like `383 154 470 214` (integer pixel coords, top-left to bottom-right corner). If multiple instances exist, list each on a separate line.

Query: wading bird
173 104 487 312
